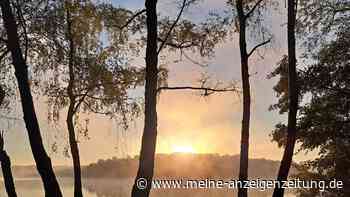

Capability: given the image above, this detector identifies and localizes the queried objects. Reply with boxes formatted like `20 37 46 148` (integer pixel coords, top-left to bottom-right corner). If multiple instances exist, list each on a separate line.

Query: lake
0 178 297 197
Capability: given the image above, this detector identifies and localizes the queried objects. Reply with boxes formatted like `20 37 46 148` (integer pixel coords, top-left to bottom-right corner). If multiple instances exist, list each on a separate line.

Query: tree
65 2 84 196
0 85 17 197
131 1 158 197
270 27 350 197
129 1 236 197
269 1 350 197
226 1 271 196
271 0 299 196
0 0 63 196
0 130 17 197
24 1 145 196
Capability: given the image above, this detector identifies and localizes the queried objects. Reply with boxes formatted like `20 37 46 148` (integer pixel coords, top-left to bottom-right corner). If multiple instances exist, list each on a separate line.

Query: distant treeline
1 154 296 179
81 154 293 179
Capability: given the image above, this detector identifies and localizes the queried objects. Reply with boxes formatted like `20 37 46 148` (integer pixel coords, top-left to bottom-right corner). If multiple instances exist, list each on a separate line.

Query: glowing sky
0 0 316 165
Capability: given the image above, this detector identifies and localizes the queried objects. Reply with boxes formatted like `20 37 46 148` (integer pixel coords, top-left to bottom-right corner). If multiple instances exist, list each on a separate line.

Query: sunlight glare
172 145 196 153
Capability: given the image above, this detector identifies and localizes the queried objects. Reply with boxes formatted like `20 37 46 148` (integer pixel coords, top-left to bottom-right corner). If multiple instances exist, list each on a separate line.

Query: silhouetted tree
0 0 63 196
131 1 158 197
0 85 17 197
0 130 17 197
24 1 145 196
270 27 350 197
65 2 84 196
272 0 298 196
226 1 271 196
130 1 236 196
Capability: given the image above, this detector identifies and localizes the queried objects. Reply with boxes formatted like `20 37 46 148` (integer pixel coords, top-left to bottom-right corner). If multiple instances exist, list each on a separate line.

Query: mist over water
0 154 297 196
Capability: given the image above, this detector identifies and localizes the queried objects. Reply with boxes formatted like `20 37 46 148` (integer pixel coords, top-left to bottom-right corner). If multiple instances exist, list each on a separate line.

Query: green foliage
267 55 289 114
269 27 350 196
158 13 230 57
297 0 350 55
23 1 145 137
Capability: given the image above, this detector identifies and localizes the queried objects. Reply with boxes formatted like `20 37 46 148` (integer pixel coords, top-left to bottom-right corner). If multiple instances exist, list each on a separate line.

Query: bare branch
247 38 271 58
157 86 239 96
245 0 264 19
157 0 187 55
118 9 146 30
157 37 195 49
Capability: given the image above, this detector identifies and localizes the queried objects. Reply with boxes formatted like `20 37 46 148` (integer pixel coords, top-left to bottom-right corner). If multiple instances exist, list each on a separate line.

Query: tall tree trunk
66 5 84 197
131 0 158 197
0 86 17 197
67 106 83 197
272 0 298 196
0 150 17 197
0 1 63 196
236 1 250 197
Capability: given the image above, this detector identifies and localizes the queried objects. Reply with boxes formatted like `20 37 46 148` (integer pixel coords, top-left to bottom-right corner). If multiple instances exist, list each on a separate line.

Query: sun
172 145 196 153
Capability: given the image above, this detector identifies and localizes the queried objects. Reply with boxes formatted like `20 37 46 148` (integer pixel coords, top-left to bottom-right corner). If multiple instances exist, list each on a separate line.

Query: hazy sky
1 0 315 165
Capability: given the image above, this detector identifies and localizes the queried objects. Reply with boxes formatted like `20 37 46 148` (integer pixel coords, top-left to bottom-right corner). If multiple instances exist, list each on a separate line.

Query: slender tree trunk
131 0 158 197
236 1 250 197
67 106 83 197
0 151 17 197
0 86 17 197
0 1 63 196
272 0 298 196
66 5 84 197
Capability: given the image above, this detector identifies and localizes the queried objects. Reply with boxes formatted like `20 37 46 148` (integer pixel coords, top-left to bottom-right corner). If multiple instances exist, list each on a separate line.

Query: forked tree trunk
66 4 84 197
131 0 158 197
272 0 298 196
0 1 63 196
236 1 251 197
